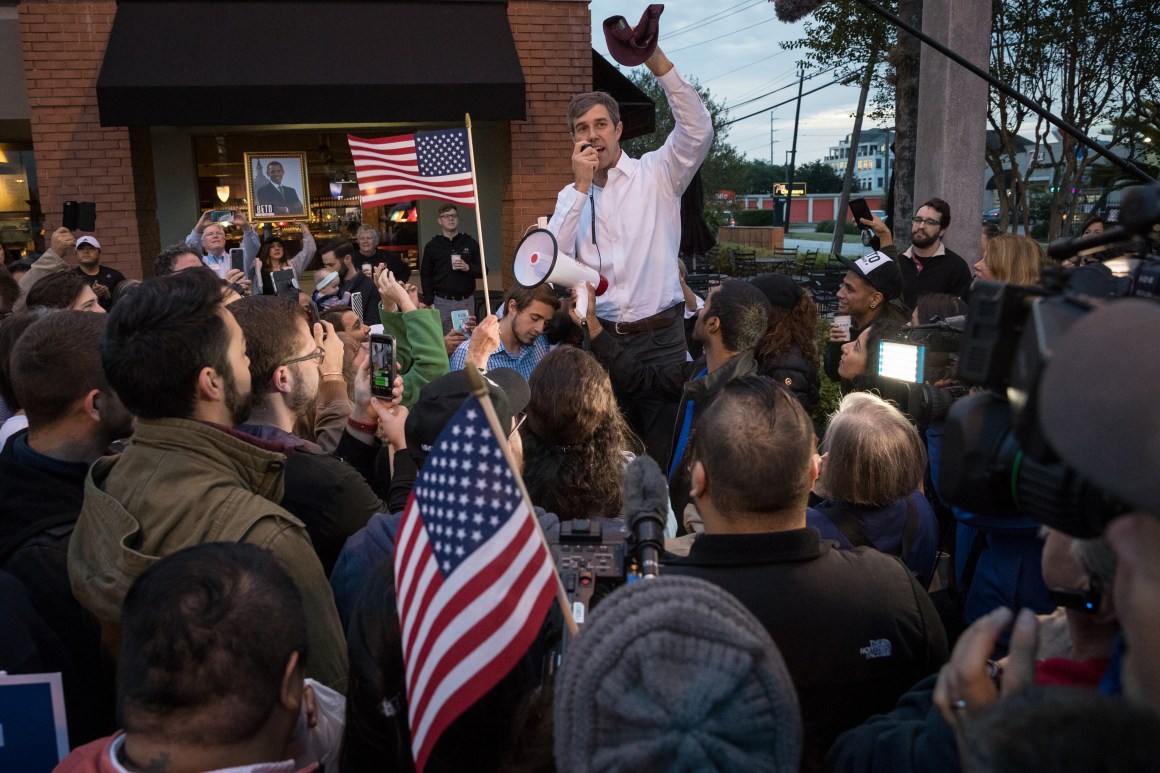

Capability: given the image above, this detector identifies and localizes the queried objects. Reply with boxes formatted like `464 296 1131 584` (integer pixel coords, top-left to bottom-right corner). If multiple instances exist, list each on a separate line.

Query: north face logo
859 639 893 659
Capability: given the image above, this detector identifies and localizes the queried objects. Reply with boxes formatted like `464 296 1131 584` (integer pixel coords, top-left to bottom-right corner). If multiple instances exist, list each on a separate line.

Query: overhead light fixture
329 182 344 198
216 185 230 203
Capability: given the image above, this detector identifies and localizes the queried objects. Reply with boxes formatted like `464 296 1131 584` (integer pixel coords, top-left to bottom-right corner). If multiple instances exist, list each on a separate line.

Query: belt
436 292 474 302
599 302 683 335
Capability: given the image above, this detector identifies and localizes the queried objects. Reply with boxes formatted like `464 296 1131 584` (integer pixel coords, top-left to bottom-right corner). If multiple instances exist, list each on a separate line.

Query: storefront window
191 132 419 269
0 143 39 262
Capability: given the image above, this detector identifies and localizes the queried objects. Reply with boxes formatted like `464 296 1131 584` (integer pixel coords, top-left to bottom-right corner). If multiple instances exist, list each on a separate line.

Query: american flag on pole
393 394 556 771
348 129 477 208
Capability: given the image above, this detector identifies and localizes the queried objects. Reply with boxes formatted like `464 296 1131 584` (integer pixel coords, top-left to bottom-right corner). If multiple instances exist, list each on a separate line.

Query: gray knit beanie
553 575 802 772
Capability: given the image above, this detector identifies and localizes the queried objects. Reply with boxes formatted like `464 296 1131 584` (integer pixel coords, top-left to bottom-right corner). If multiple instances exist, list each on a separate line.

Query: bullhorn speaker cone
512 228 609 295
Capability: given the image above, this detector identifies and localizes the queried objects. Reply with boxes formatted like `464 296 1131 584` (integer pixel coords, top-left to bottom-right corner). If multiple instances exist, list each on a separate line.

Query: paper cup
834 314 852 342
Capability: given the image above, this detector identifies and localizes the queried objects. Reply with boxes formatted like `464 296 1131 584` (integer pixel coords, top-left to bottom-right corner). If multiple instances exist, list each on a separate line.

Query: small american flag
348 129 477 208
394 395 556 771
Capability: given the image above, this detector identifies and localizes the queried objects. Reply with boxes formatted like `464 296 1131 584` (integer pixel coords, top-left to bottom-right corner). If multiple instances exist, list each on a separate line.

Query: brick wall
504 0 591 288
19 0 158 278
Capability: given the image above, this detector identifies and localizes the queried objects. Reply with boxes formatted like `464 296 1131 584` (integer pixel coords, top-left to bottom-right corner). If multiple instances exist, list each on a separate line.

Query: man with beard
576 278 771 523
898 198 973 310
68 268 349 692
319 239 382 326
230 296 391 574
71 236 124 310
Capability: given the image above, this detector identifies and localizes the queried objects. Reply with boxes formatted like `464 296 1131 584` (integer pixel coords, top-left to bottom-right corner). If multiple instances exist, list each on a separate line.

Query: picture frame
244 152 310 222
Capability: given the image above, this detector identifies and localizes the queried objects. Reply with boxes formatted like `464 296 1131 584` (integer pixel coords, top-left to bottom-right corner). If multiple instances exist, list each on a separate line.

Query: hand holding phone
450 309 470 333
370 333 397 399
849 198 873 228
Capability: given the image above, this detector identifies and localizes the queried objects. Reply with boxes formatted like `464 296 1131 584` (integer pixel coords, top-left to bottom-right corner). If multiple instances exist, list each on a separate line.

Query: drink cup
834 314 852 342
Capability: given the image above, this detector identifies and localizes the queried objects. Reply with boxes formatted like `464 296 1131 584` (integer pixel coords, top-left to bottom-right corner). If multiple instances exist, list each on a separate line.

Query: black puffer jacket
759 348 821 415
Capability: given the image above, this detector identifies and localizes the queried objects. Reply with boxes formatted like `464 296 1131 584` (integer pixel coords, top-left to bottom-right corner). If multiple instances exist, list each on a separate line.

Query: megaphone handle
575 283 590 322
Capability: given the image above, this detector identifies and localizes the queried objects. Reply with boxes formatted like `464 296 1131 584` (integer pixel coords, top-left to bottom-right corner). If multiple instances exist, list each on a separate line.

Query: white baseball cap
76 235 101 250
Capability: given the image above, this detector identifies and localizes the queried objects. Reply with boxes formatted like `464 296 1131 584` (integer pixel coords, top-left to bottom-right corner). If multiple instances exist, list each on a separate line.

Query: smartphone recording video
370 333 397 399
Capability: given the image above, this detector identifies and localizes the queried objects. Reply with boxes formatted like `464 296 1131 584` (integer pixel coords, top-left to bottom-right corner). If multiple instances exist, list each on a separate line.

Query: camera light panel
878 341 925 383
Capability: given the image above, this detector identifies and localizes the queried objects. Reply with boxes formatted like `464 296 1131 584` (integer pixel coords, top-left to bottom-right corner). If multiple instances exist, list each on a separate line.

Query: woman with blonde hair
973 232 1047 285
809 391 940 587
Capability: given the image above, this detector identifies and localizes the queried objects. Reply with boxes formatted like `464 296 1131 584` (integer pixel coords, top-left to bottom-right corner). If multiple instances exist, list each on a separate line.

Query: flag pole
464 365 580 638
464 114 492 318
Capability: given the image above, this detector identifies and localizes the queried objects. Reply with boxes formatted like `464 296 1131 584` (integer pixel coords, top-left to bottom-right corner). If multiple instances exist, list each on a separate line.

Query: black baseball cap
404 368 530 466
838 250 904 301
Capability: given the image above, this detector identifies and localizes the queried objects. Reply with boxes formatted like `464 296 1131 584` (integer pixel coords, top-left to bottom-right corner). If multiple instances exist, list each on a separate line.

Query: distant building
825 128 893 194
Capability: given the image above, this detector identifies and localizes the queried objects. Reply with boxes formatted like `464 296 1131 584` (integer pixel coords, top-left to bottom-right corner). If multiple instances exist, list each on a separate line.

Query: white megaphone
512 228 608 316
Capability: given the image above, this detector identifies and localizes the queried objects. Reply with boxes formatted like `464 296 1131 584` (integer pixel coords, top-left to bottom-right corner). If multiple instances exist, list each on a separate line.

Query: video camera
541 456 670 677
938 183 1160 537
869 319 967 425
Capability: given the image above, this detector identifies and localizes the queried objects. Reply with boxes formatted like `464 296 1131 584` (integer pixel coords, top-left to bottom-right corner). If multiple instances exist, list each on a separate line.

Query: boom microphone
622 455 669 579
772 0 829 22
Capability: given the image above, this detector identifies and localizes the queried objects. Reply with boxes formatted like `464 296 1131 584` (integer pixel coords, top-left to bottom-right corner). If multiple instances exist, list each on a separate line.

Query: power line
719 76 847 128
661 0 766 41
667 16 779 54
728 73 796 104
702 50 788 84
727 66 840 111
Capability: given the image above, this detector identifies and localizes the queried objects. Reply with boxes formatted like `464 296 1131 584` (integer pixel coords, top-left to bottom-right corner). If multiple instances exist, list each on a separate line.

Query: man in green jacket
68 268 349 692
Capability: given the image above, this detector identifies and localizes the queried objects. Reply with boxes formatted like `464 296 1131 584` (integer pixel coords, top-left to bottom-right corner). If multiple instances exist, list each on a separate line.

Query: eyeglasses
439 213 458 219
282 346 325 366
911 216 942 228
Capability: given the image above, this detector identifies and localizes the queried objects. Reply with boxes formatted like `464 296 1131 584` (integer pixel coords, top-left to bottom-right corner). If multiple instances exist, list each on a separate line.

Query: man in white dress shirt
548 43 713 461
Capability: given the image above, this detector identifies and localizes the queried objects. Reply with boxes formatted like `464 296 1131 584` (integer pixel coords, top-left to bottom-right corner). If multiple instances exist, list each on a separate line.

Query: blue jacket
808 493 940 589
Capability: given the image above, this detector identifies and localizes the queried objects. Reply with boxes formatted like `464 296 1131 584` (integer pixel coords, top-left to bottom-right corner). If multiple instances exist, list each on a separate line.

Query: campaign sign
0 672 69 772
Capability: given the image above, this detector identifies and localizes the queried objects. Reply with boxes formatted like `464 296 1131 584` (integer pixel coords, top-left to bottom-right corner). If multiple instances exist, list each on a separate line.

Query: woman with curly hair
750 273 820 414
253 220 316 294
522 346 675 533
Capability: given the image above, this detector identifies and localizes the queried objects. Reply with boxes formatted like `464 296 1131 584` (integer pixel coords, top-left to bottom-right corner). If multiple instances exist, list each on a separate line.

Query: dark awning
97 0 525 126
592 51 655 140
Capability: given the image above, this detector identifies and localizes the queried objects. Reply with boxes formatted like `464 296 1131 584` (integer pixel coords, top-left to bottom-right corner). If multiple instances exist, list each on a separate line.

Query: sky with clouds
587 1 884 168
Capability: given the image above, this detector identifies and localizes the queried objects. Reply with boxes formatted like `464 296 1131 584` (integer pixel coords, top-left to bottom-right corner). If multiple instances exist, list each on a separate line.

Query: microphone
1046 224 1131 261
578 143 598 245
772 0 829 21
622 455 669 579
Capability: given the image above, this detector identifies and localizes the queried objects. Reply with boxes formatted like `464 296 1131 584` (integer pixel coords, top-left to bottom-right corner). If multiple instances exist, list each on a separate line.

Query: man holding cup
420 203 482 333
823 250 909 383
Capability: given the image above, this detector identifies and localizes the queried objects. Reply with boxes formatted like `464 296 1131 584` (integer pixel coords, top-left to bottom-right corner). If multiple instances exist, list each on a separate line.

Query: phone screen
370 334 396 399
450 309 469 333
209 210 233 224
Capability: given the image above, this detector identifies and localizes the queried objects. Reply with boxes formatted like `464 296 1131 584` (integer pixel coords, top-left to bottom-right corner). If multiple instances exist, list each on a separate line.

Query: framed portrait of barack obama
245 152 310 221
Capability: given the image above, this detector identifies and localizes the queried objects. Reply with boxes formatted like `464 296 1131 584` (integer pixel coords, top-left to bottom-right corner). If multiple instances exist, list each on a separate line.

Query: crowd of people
1 38 1158 773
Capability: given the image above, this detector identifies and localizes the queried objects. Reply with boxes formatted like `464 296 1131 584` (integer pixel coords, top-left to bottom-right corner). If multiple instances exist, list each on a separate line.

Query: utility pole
784 63 806 234
770 111 778 226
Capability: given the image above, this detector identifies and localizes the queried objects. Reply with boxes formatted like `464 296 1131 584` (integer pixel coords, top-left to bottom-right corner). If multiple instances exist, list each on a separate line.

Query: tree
621 70 741 203
986 0 1159 239
780 1 918 246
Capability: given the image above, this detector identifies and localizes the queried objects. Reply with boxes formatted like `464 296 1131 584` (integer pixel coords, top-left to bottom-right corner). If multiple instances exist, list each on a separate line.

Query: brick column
19 0 159 278
504 0 591 288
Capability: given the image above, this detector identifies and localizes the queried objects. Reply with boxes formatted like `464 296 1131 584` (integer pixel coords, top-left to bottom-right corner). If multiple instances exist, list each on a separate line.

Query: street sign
773 182 808 197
